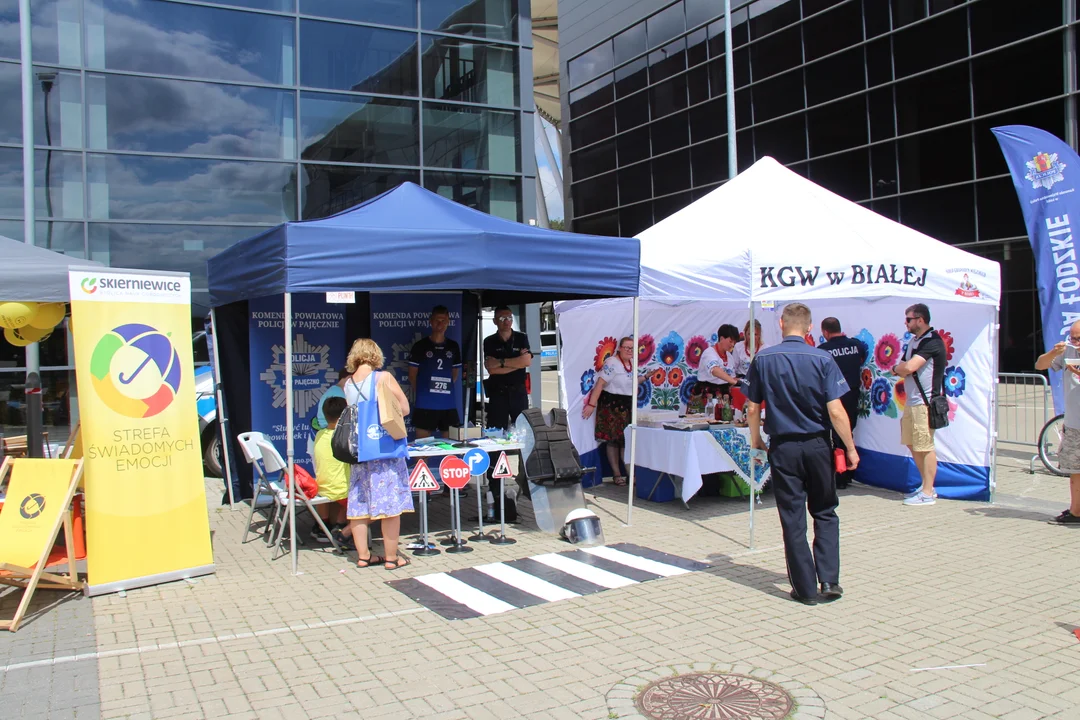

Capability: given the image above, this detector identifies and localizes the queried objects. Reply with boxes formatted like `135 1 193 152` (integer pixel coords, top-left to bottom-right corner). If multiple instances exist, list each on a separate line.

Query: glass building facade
563 0 1075 371
0 0 533 431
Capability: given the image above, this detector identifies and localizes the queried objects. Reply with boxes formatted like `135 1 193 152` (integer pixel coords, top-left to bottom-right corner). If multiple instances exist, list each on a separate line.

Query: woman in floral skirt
582 337 636 486
342 338 414 570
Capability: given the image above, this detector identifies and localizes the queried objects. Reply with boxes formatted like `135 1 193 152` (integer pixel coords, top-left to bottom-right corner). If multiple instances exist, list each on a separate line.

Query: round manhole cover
635 672 793 720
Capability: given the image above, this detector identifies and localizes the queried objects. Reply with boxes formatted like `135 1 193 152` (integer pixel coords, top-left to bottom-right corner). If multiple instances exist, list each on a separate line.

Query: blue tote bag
353 372 408 462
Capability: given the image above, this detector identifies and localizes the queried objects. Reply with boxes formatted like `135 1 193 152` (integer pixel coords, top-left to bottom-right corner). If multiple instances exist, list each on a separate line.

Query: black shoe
331 527 356 551
309 527 332 544
1049 509 1080 525
819 583 843 601
789 589 818 606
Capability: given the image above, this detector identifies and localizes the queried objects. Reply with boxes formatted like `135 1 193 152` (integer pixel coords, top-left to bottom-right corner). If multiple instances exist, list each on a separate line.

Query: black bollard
25 372 44 458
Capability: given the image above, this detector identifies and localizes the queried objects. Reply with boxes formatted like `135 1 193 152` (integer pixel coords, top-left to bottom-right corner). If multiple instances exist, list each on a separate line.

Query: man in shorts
892 303 947 506
408 305 462 438
1035 319 1080 524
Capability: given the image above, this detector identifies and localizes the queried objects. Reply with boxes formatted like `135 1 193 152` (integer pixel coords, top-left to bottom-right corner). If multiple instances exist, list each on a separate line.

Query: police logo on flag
1025 152 1067 190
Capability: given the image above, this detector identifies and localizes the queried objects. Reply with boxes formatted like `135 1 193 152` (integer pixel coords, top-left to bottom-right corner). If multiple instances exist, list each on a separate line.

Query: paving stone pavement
2 454 1078 719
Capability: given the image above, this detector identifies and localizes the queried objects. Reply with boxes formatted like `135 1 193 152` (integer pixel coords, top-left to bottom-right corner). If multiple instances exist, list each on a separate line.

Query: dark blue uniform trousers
769 435 839 598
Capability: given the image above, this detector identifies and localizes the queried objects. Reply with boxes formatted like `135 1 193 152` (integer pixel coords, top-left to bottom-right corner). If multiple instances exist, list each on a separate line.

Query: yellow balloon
12 325 50 343
29 302 66 330
3 326 31 346
0 301 37 329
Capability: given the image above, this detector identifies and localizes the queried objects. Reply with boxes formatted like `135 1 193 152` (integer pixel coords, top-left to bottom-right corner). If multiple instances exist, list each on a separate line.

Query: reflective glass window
687 64 710 105
613 22 646 66
35 149 83 218
210 0 295 11
87 74 296 159
750 0 801 38
0 0 17 60
894 7 968 78
753 69 803 122
895 64 970 134
971 0 1062 53
870 196 898 222
654 148 690 193
976 177 1026 241
0 61 19 143
870 142 897 197
572 139 616 181
898 124 973 192
691 137 727 186
421 36 518 106
654 190 692 222
615 91 650 132
31 0 81 66
569 75 613 117
86 0 296 85
972 43 1060 117
615 58 648 97
302 21 418 96
0 146 21 215
35 69 81 149
809 148 870 201
301 165 417 219
424 171 520 221
617 161 651 205
571 174 617 216
647 3 685 49
974 99 1065 176
86 154 296 223
423 103 518 172
301 0 415 27
751 26 801 81
650 75 688 118
867 88 894 142
568 41 614 89
866 38 891 87
803 0 861 61
0 219 85 256
863 0 890 37
649 39 686 85
619 201 653 238
650 111 688 155
685 0 719 30
687 28 708 68
421 0 517 42
754 114 807 165
617 127 650 166
569 105 614 149
807 96 866 156
88 223 272 289
899 184 975 244
573 210 617 237
301 92 417 166
806 47 864 106
689 97 725 143
892 0 927 29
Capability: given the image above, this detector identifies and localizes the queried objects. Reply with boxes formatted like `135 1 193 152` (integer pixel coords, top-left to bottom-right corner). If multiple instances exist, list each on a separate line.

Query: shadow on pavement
964 506 1058 523
700 553 791 601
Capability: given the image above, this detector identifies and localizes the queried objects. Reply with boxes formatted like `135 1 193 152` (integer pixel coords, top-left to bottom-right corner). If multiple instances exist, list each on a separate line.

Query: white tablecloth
623 426 770 503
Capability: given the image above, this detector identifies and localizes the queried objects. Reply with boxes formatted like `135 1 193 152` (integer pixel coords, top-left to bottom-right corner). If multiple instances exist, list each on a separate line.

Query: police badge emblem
1025 152 1067 190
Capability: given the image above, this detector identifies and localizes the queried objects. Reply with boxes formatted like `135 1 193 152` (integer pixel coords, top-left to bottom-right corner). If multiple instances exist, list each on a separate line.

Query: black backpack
331 403 359 464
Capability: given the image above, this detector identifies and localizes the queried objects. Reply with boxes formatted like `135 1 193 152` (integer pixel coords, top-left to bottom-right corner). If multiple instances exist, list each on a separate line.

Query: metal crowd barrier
996 372 1052 472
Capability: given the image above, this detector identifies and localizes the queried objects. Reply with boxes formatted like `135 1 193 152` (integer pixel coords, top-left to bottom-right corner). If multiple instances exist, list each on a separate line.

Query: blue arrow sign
462 448 490 476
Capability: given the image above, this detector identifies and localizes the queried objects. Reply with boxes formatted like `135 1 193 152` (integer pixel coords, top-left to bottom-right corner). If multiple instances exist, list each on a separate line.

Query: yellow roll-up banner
68 270 214 594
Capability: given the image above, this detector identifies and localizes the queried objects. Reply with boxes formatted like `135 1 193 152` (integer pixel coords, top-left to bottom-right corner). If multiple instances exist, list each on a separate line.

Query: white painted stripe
532 553 638 588
0 607 429 674
474 562 580 602
416 573 517 616
581 546 691 577
910 663 987 672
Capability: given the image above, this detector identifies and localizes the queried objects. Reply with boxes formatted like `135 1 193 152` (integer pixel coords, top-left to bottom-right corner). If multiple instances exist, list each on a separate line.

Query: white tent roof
638 157 1000 307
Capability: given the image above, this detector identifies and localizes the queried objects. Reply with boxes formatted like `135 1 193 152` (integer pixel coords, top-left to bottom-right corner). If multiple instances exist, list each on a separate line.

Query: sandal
612 476 627 487
384 556 412 571
356 554 385 569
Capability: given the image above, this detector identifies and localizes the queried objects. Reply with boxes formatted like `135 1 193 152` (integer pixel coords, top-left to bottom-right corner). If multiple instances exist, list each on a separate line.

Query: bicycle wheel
1038 414 1069 477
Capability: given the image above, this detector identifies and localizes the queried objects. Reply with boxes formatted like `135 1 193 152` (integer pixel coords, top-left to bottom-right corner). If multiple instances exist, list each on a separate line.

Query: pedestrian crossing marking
387 543 709 620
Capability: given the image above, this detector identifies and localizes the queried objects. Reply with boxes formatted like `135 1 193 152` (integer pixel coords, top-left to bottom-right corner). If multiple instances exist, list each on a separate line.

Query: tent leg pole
990 306 1000 503
210 308 235 509
285 292 297 576
748 301 756 549
627 297 639 526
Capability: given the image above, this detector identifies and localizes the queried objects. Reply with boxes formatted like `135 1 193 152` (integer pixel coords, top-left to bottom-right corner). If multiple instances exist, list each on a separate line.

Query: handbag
911 371 949 430
354 372 408 462
376 372 408 440
282 463 319 499
330 395 360 464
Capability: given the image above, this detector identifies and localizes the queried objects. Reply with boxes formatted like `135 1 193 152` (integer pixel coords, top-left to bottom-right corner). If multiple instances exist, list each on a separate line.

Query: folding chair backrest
255 439 288 475
0 458 82 569
237 432 268 465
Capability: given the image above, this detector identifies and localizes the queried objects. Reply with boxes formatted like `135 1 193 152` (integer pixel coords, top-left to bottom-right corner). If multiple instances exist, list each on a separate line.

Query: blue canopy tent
206 182 642 572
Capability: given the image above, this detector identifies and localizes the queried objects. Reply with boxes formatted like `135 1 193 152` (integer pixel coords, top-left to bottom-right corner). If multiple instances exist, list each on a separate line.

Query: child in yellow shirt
312 396 352 548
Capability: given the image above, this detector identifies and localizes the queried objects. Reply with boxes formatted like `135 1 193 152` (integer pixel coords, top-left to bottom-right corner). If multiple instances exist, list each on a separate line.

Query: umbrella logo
90 323 182 418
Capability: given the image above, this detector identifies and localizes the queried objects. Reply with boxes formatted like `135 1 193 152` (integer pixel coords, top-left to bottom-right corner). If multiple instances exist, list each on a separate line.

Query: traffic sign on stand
462 448 490 476
409 460 439 491
439 455 471 490
491 451 514 479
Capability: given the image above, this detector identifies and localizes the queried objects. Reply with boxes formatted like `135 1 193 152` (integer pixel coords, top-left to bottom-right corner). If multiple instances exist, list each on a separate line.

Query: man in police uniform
483 306 532 429
818 317 867 488
408 305 462 438
746 303 859 605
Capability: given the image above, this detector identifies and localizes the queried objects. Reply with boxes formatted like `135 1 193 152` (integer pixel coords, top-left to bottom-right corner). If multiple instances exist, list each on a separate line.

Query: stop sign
439 455 472 490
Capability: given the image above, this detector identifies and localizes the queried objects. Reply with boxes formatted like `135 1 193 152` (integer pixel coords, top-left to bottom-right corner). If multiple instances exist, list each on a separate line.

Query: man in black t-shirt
819 317 868 488
408 305 462 437
482 306 532 430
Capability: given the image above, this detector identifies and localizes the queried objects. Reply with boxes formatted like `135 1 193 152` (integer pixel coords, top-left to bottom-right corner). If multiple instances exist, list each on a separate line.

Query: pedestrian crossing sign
408 460 439 491
491 451 514 479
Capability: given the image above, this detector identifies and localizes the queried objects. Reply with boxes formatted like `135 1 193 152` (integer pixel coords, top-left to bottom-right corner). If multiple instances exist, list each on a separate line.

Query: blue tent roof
207 182 640 307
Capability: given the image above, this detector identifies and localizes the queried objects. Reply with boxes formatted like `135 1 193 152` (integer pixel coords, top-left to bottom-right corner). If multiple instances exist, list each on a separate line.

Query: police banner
370 293 463 438
248 294 346 473
68 269 214 595
992 125 1080 412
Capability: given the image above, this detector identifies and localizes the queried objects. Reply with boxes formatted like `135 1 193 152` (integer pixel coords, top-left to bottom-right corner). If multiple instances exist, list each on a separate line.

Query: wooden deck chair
61 423 81 459
0 456 85 632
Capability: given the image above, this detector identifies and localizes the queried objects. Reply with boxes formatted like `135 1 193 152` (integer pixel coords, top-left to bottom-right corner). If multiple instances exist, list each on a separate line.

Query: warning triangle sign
491 451 514 479
408 460 439 491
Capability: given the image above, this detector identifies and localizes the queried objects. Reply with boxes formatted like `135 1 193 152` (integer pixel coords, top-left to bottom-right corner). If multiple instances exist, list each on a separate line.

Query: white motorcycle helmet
560 508 604 546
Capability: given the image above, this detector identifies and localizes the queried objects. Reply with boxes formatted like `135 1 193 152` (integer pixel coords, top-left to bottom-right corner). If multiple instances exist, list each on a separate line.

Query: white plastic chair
237 431 278 545
255 438 341 557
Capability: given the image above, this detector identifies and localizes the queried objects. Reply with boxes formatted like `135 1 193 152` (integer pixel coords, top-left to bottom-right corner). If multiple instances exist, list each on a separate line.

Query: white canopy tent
558 157 1001 531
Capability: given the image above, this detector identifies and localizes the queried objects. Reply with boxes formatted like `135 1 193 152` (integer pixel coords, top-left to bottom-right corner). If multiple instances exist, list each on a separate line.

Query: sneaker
903 491 936 506
903 489 938 498
331 527 356 550
309 526 333 543
1049 509 1080 525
